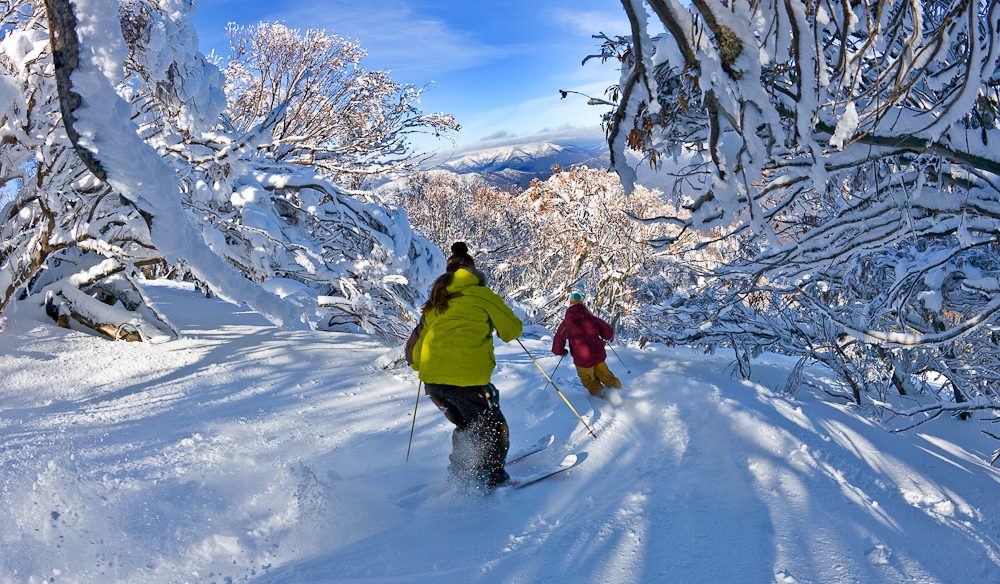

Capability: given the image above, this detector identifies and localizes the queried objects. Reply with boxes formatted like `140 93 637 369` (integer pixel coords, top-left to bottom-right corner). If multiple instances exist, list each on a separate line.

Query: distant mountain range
370 139 690 196
437 141 607 188
423 139 685 195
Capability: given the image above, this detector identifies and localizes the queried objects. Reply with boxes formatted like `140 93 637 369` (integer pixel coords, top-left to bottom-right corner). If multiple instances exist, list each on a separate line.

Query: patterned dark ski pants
425 383 510 487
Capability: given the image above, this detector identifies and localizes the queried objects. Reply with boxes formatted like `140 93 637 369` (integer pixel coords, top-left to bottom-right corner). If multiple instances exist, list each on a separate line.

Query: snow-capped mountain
426 139 685 196
442 142 602 174
436 141 606 188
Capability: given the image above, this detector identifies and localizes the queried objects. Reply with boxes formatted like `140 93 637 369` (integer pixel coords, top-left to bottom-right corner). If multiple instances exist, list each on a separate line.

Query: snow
401 140 684 196
0 29 48 72
917 290 943 312
1 282 998 583
829 101 859 150
435 141 611 189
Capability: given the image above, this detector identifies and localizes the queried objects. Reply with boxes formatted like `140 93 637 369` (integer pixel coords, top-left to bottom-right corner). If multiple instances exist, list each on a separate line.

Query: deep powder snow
1 281 998 583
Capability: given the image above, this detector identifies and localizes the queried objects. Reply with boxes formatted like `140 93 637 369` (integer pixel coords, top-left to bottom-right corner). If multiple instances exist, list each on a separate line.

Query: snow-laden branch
878 396 1000 433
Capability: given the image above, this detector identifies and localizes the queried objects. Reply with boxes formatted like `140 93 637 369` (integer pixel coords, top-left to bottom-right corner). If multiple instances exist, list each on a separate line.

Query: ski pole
607 343 631 375
405 381 423 461
516 339 597 438
541 354 565 392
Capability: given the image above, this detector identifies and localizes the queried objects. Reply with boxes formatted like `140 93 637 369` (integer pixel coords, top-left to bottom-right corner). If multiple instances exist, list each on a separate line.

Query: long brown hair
422 272 455 315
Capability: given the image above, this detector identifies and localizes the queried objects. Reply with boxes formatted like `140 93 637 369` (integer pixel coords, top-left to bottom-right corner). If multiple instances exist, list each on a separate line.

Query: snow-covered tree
388 170 531 260
507 167 683 333
222 22 459 189
0 0 441 341
1 0 176 340
388 166 694 335
604 0 1000 409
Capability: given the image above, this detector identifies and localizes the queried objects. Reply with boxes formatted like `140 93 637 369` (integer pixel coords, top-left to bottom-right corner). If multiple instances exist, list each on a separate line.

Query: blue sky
190 0 633 156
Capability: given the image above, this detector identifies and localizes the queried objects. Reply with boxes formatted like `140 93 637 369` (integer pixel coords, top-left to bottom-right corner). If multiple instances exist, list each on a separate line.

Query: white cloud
480 130 517 142
467 79 613 132
412 79 613 162
478 125 604 149
260 1 505 80
550 8 631 37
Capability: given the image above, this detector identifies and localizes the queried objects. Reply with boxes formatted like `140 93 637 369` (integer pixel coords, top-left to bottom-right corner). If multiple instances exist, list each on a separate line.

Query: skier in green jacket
410 249 522 490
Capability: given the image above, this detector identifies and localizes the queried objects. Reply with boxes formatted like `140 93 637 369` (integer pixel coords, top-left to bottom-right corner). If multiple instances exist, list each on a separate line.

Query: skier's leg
449 427 478 482
576 366 604 396
595 361 622 390
475 384 510 487
449 385 510 488
426 384 469 428
425 384 476 481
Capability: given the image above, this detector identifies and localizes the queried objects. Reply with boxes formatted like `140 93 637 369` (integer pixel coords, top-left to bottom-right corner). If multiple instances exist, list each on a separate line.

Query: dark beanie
447 241 475 271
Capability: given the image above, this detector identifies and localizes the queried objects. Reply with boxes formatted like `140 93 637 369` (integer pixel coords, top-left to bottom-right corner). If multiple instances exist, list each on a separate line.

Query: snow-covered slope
1 283 998 583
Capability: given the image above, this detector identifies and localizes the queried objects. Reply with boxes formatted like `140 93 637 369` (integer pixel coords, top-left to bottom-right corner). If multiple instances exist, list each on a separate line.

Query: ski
397 435 558 508
506 433 554 466
509 454 580 489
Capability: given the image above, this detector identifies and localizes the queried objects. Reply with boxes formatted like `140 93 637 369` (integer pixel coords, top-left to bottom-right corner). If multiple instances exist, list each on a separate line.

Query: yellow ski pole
516 339 597 438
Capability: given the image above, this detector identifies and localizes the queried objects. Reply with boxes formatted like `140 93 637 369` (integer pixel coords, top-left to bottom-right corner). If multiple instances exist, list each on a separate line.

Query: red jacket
552 304 613 368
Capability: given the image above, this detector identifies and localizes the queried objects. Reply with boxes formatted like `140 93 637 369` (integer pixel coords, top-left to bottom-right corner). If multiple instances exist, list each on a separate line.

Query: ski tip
508 453 583 488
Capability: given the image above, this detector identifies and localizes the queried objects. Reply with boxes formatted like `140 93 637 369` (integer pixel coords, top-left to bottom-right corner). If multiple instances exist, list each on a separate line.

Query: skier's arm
595 316 614 342
552 322 568 355
404 315 424 367
479 289 522 342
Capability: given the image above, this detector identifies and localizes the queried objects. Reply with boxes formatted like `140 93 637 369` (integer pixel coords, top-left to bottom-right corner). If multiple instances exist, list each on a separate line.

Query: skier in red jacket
551 292 622 397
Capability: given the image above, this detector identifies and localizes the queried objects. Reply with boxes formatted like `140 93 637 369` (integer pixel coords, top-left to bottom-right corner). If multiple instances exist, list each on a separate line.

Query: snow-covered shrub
388 166 698 336
600 0 1000 411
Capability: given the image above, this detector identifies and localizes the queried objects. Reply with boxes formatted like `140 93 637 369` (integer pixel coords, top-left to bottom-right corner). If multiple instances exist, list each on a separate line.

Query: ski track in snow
1 281 999 583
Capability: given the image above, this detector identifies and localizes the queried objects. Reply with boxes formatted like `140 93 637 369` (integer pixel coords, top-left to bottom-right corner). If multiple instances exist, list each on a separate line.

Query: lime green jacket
411 269 522 386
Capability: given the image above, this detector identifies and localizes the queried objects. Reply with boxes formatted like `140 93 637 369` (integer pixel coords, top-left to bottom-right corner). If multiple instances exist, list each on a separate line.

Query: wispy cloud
421 79 613 160
478 125 604 149
470 78 612 127
550 8 631 37
259 1 505 81
480 130 517 142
